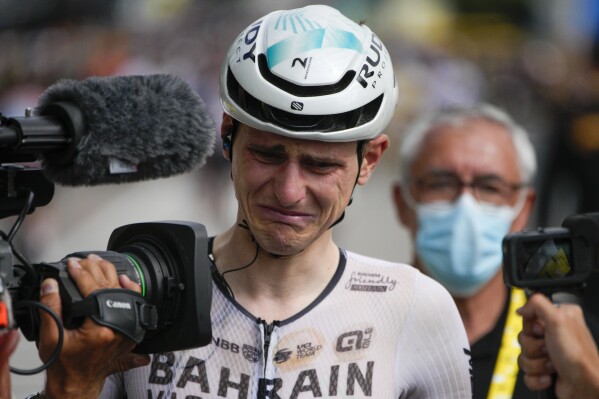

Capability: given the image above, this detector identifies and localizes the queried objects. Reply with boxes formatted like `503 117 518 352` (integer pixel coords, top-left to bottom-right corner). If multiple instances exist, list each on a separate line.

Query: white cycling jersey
101 250 472 398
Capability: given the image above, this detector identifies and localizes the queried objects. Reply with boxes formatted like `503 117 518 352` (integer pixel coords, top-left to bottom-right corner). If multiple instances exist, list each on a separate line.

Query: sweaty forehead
411 119 521 180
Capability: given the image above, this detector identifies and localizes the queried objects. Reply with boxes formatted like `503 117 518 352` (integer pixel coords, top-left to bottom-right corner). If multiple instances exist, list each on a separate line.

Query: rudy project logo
291 101 304 111
106 299 132 309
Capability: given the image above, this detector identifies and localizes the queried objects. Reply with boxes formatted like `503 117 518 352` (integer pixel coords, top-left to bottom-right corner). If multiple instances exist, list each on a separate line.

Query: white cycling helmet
220 4 398 142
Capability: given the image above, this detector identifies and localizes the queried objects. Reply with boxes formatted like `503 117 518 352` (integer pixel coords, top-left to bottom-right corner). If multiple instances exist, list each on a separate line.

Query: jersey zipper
258 318 279 398
262 319 278 370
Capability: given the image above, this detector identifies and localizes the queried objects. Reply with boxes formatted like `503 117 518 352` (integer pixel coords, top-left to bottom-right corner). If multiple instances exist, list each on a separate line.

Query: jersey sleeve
396 272 472 398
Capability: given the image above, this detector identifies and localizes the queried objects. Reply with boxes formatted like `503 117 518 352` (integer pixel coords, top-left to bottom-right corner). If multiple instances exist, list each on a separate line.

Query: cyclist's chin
253 225 318 256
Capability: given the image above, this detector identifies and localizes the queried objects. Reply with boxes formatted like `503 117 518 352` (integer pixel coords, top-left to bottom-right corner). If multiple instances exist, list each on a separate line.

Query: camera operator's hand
0 329 19 398
517 293 599 398
38 254 150 399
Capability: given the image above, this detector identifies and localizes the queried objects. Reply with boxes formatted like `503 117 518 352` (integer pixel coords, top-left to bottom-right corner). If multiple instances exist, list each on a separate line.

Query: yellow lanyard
487 287 526 399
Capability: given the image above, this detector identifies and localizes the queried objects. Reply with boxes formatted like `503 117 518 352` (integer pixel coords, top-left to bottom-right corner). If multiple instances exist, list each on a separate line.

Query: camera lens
109 237 184 338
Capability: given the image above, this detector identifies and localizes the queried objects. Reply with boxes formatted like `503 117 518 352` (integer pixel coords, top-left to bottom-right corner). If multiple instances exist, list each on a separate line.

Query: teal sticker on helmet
274 10 321 33
267 28 364 69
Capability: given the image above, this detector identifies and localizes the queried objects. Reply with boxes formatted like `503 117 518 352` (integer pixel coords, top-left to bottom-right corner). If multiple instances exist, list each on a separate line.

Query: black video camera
502 213 599 295
8 221 213 356
0 154 212 376
9 222 212 353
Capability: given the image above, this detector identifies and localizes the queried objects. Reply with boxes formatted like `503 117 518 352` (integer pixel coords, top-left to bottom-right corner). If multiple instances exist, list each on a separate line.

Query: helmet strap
329 139 366 229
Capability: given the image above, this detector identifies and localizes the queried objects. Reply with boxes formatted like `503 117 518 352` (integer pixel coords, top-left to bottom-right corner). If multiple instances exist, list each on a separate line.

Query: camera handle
39 258 159 344
67 288 157 343
551 291 583 305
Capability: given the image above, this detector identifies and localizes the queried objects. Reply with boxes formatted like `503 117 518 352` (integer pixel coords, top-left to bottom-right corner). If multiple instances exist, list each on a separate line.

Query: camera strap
68 288 158 343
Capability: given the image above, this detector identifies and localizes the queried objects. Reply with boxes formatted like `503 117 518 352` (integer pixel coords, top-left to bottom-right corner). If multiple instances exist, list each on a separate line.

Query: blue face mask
415 193 517 297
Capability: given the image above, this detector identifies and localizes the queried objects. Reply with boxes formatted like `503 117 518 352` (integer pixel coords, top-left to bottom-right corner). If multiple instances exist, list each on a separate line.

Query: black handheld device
503 213 599 296
502 213 599 399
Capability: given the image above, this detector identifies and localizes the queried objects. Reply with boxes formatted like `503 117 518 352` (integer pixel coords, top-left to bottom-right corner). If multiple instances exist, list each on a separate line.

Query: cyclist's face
230 125 362 256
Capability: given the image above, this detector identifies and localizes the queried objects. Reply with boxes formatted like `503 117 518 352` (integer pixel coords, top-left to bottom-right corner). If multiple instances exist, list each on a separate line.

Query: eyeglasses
412 172 525 206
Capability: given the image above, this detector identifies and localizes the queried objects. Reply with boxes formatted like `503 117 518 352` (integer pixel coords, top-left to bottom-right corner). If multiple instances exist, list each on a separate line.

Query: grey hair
398 103 537 186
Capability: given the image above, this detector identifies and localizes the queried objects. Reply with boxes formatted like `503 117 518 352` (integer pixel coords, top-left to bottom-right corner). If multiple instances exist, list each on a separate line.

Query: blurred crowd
2 0 599 221
2 0 598 215
3 0 599 396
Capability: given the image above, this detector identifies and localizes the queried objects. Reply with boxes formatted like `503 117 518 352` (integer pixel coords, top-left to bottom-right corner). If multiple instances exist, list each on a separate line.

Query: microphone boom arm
0 102 85 164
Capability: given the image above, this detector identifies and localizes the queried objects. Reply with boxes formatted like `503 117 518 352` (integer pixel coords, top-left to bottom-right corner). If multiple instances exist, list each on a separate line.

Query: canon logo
106 300 132 310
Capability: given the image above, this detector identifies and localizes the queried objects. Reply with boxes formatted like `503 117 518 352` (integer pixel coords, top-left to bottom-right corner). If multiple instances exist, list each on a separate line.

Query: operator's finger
86 253 119 284
74 255 115 287
0 329 20 361
517 295 549 337
118 274 142 294
37 278 61 361
112 352 151 373
520 318 545 337
519 293 571 328
517 293 551 320
523 373 553 391
518 351 554 375
67 257 113 297
518 330 547 358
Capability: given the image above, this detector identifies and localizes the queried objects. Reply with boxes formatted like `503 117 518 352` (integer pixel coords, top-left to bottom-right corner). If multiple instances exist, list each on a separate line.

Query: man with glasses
392 104 538 398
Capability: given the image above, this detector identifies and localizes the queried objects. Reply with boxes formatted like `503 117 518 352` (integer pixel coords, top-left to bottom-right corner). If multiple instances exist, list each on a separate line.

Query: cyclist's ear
358 135 389 185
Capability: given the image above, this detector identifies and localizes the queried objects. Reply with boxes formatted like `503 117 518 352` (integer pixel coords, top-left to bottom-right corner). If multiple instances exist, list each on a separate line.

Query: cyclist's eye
250 148 284 163
306 161 336 171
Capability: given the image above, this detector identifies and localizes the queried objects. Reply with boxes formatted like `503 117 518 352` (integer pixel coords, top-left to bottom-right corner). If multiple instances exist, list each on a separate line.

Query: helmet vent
227 66 384 133
258 54 356 97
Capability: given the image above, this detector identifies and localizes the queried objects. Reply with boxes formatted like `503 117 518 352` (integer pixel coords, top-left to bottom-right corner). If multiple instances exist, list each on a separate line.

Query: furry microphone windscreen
35 74 216 186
